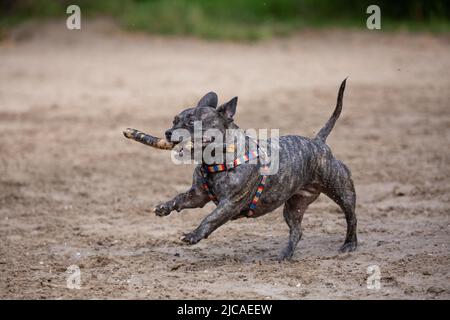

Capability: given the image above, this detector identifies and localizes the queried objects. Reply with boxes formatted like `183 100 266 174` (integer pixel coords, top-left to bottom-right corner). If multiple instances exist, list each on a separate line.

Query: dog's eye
187 119 195 126
173 117 179 125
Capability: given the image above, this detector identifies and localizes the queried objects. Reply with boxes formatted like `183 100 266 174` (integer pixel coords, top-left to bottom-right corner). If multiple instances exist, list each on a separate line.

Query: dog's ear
217 97 238 119
197 92 218 108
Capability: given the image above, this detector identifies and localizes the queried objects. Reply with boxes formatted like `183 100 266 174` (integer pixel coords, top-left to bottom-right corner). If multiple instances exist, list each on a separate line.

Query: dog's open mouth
123 128 234 156
173 136 213 157
170 135 215 149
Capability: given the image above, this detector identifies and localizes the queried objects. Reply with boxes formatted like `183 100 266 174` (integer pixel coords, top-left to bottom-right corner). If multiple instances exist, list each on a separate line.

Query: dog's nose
165 130 172 141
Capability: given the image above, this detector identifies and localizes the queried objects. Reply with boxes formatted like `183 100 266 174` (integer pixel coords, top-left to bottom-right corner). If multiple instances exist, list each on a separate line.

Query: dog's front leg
153 186 210 216
181 200 239 245
153 167 210 216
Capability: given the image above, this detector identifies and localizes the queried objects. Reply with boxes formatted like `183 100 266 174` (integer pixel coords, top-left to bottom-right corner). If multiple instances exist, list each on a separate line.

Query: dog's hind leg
322 159 358 253
278 189 319 261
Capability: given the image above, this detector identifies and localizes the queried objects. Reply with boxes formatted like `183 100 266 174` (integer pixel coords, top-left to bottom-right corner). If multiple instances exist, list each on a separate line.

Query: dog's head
164 92 238 145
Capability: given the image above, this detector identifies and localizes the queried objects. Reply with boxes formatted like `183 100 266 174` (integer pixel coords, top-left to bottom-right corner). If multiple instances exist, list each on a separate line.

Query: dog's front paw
180 231 202 245
153 203 172 217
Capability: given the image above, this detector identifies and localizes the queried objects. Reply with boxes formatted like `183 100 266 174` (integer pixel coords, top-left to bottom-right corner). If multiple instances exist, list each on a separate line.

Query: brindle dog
144 79 357 260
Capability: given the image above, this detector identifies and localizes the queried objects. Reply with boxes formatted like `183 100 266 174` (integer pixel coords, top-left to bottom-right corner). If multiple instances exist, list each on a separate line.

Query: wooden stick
123 128 236 153
123 128 174 150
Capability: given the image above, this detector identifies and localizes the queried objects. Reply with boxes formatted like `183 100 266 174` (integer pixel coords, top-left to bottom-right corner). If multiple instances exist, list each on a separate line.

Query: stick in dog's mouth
123 128 235 153
123 128 176 150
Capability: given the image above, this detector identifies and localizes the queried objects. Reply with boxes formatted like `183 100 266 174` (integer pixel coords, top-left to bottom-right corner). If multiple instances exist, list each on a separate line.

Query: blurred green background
1 0 449 40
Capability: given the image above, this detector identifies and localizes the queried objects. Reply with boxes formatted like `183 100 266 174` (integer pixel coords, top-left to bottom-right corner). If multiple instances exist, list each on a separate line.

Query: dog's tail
315 78 347 142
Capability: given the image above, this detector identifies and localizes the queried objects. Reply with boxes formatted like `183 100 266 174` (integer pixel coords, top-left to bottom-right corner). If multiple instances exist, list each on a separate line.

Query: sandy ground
0 19 449 299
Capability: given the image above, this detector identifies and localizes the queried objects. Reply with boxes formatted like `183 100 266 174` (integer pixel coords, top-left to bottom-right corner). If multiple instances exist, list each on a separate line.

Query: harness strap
201 168 218 204
200 150 268 217
205 150 259 173
247 175 267 216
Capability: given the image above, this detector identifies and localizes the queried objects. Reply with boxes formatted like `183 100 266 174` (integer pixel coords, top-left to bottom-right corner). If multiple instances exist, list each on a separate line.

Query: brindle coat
138 79 357 260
